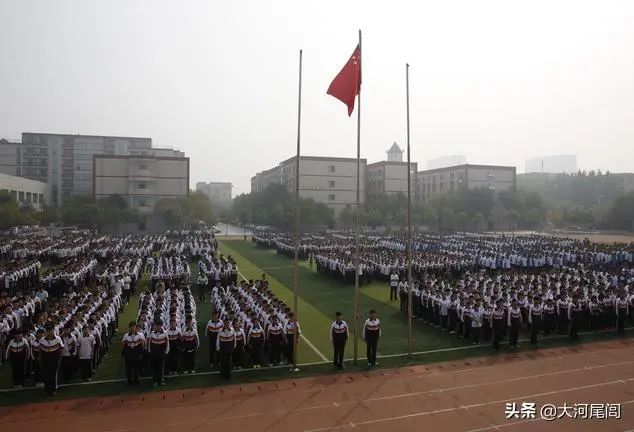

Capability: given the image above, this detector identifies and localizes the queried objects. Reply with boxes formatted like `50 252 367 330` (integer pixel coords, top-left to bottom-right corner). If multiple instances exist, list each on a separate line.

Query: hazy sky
1 1 633 194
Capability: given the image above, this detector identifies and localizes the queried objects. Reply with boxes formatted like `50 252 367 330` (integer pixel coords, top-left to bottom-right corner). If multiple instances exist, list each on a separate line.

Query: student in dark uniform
284 312 301 370
247 317 265 368
147 320 170 387
181 317 199 373
529 297 543 346
542 298 555 336
615 293 629 335
491 299 506 351
216 320 236 379
39 324 64 396
206 311 223 368
568 295 582 341
232 320 245 369
121 321 145 385
165 319 181 375
507 299 522 349
363 310 381 367
267 315 284 366
5 328 30 388
330 312 349 369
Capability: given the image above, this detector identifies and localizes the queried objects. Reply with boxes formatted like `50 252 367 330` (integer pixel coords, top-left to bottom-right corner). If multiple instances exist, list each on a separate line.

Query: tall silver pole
292 49 303 372
353 29 362 365
406 63 413 356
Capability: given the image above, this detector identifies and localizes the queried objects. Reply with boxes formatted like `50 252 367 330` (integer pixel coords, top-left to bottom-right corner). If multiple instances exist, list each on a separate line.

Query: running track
1 339 633 432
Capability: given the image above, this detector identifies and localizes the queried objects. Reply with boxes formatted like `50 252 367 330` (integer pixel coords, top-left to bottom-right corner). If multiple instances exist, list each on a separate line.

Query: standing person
147 320 169 387
197 272 208 303
528 297 543 346
330 312 349 370
39 324 64 396
232 320 246 370
615 292 629 335
363 310 381 367
440 294 450 332
568 295 582 341
556 295 569 334
399 280 408 312
247 317 265 368
166 319 181 375
216 320 236 379
507 299 522 349
30 328 45 387
60 326 77 382
284 312 301 370
122 273 132 305
266 315 284 366
206 311 223 368
181 317 199 373
77 326 95 381
491 299 506 352
470 300 483 345
5 328 30 388
542 298 556 336
122 321 145 385
389 271 399 302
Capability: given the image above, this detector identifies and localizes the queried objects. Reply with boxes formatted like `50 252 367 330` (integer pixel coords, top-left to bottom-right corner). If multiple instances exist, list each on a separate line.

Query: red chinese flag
327 44 361 116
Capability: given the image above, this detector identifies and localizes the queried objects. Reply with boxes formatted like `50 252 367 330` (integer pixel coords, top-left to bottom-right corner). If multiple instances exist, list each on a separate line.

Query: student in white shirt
77 326 96 381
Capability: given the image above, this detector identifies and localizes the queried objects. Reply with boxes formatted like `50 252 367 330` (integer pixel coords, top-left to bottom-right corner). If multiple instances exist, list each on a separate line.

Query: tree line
0 191 215 231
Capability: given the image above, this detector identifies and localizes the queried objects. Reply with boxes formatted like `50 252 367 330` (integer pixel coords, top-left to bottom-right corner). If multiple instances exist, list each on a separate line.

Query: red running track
1 339 633 432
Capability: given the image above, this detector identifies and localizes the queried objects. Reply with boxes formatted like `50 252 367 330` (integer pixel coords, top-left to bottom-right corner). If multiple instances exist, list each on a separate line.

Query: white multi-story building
0 173 48 210
366 161 417 201
252 156 367 214
93 155 189 213
416 164 516 204
525 155 577 174
196 182 232 203
0 133 184 206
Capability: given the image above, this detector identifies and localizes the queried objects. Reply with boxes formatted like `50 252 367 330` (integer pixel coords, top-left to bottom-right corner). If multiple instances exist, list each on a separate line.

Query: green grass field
0 238 631 406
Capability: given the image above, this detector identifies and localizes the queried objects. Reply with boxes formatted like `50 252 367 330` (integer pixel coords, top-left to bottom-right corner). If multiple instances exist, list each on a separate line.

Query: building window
39 194 44 204
33 194 38 203
328 165 335 173
138 163 148 170
137 182 146 190
329 180 335 188
18 191 25 202
328 194 335 201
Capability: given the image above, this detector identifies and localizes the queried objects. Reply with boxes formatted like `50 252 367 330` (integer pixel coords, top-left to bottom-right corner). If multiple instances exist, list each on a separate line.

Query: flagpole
406 63 413 357
292 49 303 372
353 29 362 365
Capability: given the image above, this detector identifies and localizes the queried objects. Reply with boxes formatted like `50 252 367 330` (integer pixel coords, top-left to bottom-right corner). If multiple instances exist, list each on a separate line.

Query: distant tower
387 142 403 162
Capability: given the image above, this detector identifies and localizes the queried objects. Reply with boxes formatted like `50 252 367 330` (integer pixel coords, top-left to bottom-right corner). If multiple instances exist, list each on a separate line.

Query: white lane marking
160 358 633 422
236 269 328 362
301 380 634 432
465 399 634 432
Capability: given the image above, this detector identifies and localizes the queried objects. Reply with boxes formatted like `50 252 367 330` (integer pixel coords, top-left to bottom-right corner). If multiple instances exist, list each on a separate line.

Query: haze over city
1 0 634 194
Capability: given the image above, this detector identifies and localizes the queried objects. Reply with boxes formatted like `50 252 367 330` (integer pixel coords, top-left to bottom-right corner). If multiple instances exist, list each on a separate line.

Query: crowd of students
254 231 634 347
0 228 218 393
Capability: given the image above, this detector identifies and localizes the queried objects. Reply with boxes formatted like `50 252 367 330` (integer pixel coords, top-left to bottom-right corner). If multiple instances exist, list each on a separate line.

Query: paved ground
2 339 633 432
